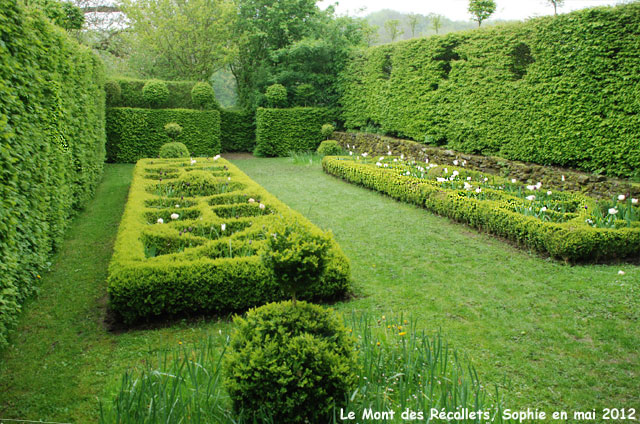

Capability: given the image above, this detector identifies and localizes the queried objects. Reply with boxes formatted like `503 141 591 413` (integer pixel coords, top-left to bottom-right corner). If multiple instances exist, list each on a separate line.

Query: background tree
407 13 420 38
384 19 403 42
120 0 236 80
547 0 565 16
468 0 496 26
430 13 443 34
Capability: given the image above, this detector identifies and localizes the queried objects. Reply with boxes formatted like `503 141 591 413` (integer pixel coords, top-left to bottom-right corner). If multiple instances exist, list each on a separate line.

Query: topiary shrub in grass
191 81 217 109
317 140 342 156
158 142 189 158
261 219 332 304
142 79 169 107
225 301 358 423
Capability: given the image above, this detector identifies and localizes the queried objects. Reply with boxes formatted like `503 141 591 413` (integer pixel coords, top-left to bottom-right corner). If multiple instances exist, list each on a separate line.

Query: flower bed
108 157 350 324
323 155 640 262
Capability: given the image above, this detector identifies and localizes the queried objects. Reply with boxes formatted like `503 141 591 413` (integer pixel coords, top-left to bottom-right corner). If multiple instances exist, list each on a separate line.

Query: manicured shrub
255 107 339 157
106 108 221 162
159 142 189 158
163 122 183 140
191 82 217 109
0 0 105 348
265 83 288 108
220 109 256 152
322 156 640 262
225 301 358 423
261 220 332 302
321 123 335 140
340 3 640 177
142 80 169 107
107 158 351 323
317 140 342 156
105 80 122 106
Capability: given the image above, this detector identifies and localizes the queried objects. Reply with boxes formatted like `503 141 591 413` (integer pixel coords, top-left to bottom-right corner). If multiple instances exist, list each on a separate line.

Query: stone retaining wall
333 132 640 199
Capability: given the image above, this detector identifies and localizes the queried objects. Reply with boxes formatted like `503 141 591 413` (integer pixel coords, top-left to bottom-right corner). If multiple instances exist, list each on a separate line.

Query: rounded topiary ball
105 80 121 106
142 79 169 107
164 122 183 140
225 301 358 423
265 83 288 108
317 140 342 156
159 142 190 158
191 82 217 109
321 123 335 140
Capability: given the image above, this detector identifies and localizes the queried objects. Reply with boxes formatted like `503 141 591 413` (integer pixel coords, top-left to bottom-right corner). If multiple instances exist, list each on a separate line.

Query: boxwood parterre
107 157 351 324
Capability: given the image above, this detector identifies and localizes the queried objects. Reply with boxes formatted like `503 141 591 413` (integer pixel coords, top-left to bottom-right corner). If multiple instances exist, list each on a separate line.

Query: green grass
0 159 638 422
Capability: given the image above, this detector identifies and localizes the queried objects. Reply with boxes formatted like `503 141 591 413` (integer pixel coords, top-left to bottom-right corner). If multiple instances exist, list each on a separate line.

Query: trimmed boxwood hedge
107 157 351 324
323 156 640 262
106 78 212 109
0 0 105 348
340 3 640 178
220 108 256 152
106 108 221 163
255 107 338 157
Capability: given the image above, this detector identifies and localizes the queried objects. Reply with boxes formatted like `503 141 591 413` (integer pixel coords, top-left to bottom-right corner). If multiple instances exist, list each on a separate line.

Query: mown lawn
0 158 638 423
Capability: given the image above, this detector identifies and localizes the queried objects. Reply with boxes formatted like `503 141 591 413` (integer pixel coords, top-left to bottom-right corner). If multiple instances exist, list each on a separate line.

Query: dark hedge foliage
220 109 256 152
142 80 169 108
106 108 221 163
255 107 339 157
159 142 190 158
0 0 105 348
340 4 640 178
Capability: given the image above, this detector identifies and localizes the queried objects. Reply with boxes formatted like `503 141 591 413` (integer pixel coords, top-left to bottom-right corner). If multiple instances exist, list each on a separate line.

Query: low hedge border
108 157 351 324
333 132 640 200
322 156 640 262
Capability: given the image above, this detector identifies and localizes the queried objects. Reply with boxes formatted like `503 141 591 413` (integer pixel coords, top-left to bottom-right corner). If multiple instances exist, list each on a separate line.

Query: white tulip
475 188 482 193
618 270 625 275
561 175 565 182
221 223 226 231
157 218 164 224
175 204 180 208
483 177 488 182
547 191 552 196
248 198 255 203
453 160 459 166
618 194 626 201
608 208 618 215
540 207 547 212
632 198 638 205
362 152 368 157
511 178 517 183
213 154 221 161
259 203 266 210
436 177 445 182
467 177 472 181
526 195 536 201
170 213 179 220
190 158 197 165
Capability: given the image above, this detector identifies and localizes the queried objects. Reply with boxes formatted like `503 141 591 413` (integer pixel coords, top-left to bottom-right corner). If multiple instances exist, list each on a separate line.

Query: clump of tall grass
99 313 507 423
288 151 323 166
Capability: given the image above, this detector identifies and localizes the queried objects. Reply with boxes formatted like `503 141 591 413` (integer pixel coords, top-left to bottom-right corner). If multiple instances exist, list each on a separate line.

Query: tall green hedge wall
340 4 640 178
255 107 338 157
107 78 205 109
0 0 105 348
220 109 256 152
106 108 221 163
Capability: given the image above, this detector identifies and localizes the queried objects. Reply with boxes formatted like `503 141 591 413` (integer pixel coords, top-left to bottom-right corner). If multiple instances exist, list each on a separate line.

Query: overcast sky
318 0 628 21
